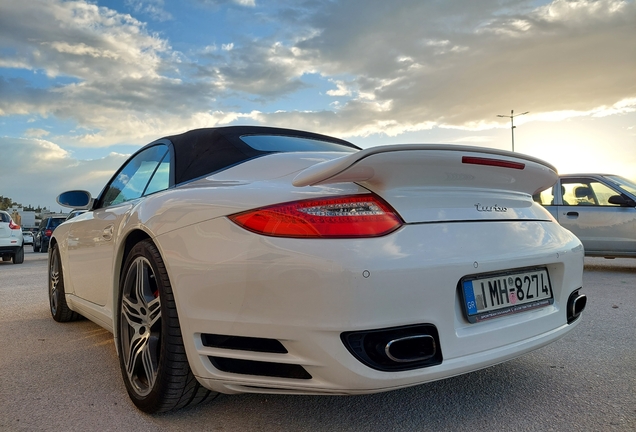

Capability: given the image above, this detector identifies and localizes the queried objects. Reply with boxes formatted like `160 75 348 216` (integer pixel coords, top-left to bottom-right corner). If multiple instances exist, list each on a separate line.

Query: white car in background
0 210 24 264
49 126 587 413
23 231 34 246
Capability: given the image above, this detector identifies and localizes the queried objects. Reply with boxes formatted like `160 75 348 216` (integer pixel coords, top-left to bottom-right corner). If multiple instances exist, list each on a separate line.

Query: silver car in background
535 174 636 258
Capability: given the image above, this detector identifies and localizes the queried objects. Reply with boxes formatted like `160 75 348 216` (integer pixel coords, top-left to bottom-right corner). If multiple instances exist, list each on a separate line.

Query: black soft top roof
160 126 359 185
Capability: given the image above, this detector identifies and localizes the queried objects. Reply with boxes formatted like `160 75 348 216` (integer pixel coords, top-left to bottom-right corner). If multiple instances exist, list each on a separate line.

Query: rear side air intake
201 333 312 380
201 333 287 353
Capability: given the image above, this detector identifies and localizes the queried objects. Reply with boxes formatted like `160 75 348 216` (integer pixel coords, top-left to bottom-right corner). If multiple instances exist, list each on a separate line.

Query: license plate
461 267 553 323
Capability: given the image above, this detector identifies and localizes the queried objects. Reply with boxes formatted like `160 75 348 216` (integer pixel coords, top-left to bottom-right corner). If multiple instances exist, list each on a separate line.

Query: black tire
33 240 40 253
49 244 81 322
41 240 48 253
117 240 216 413
2 256 10 262
12 246 24 264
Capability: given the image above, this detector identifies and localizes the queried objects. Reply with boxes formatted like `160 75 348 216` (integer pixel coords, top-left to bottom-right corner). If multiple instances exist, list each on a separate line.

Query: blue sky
1 0 634 210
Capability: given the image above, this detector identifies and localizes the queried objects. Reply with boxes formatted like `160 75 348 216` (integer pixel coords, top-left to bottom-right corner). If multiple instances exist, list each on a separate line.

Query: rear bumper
158 218 584 394
0 244 22 255
198 320 578 395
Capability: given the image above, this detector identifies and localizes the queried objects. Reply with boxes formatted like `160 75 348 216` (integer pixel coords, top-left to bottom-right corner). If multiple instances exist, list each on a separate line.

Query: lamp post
497 109 528 152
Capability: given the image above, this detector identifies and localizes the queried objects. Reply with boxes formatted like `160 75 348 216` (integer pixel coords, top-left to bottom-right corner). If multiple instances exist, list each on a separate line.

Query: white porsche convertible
49 126 586 413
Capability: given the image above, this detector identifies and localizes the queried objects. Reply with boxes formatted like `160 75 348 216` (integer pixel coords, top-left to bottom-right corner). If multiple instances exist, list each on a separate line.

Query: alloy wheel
119 256 162 397
49 251 60 314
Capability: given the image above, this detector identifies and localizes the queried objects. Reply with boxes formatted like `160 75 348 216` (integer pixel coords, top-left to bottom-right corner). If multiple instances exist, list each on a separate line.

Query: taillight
45 229 53 237
9 221 20 230
229 194 403 238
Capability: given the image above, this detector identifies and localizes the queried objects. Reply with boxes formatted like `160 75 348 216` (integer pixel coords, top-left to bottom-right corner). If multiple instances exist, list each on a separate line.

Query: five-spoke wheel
49 244 80 322
119 255 162 397
117 239 215 413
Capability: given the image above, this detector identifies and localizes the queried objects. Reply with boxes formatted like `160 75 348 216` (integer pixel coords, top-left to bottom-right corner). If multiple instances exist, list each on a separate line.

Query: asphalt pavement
0 250 634 432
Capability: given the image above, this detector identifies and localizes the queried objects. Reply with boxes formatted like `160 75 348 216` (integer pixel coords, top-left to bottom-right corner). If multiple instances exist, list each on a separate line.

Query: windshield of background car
240 135 358 153
50 218 65 229
605 175 636 196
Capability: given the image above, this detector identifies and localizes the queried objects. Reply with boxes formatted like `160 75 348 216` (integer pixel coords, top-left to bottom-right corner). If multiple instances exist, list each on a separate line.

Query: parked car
49 126 586 413
23 230 34 245
34 215 66 253
534 174 636 258
0 210 24 264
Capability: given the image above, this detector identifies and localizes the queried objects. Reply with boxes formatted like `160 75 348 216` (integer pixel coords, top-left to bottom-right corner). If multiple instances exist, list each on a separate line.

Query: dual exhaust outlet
345 289 587 372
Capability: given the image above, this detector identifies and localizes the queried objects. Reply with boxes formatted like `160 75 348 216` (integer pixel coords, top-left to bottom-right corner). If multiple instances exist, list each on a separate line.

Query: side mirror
57 190 93 209
608 194 636 207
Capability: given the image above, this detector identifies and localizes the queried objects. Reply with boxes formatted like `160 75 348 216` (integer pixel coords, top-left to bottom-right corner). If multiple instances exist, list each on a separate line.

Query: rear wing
292 144 557 196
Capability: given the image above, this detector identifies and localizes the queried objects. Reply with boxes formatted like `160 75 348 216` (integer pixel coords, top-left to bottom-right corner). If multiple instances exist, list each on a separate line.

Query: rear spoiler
292 144 557 195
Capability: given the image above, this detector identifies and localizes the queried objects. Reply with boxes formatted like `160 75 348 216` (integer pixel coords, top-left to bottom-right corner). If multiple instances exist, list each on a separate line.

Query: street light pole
497 109 529 152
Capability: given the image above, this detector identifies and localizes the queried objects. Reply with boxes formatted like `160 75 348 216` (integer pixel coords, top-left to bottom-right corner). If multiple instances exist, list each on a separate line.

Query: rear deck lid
293 145 557 223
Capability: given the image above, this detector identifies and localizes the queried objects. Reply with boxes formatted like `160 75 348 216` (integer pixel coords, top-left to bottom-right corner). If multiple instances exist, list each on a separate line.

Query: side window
589 181 621 206
561 179 621 207
100 145 169 208
144 151 171 196
533 186 556 206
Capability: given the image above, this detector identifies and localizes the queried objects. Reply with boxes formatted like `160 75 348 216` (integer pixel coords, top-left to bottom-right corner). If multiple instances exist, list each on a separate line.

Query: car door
66 144 172 306
553 177 636 254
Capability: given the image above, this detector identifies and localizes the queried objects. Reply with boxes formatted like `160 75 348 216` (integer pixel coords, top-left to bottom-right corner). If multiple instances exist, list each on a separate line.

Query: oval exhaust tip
573 294 587 316
567 291 587 324
385 334 436 363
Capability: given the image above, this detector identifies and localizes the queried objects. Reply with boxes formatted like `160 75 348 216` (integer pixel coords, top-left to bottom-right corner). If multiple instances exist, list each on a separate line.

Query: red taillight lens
229 194 403 238
45 229 53 237
462 156 525 170
9 221 20 230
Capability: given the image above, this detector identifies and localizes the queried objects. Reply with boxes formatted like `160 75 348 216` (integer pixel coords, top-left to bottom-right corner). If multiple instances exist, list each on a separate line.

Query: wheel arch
48 236 60 266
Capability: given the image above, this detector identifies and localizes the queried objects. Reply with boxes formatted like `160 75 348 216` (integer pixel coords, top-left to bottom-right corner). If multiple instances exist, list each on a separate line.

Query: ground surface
0 252 634 431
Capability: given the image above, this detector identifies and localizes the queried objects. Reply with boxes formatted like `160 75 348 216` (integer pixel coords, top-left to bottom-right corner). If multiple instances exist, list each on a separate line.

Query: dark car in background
34 215 67 253
535 174 636 258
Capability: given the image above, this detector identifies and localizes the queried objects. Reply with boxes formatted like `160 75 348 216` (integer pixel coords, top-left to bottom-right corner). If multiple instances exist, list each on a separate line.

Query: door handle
565 212 579 217
102 225 114 240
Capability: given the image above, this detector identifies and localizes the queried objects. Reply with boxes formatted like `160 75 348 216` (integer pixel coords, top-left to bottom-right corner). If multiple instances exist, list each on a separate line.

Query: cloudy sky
1 0 634 210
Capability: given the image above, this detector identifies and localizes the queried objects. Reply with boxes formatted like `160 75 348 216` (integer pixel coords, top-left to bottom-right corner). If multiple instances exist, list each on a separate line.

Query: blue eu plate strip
463 281 477 315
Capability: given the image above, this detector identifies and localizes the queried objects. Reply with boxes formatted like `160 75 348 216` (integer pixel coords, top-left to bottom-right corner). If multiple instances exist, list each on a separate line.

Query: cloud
195 0 256 7
0 1 168 80
0 0 232 145
0 0 634 146
0 136 129 209
125 0 173 22
275 0 636 135
24 128 50 138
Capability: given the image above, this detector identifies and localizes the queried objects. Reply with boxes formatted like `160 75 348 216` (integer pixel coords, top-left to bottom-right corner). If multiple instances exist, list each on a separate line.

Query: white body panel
159 217 582 394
